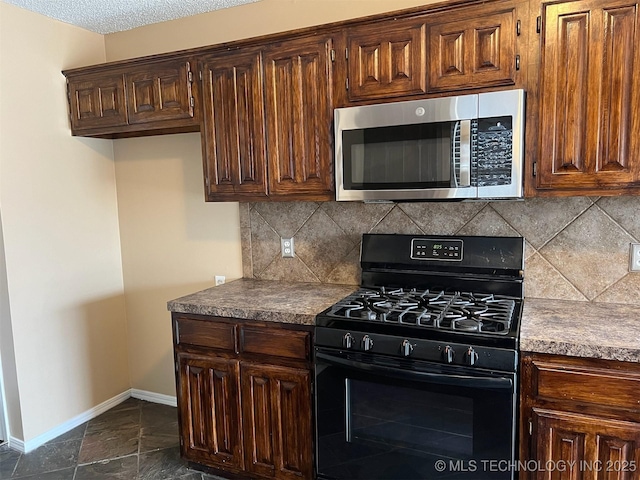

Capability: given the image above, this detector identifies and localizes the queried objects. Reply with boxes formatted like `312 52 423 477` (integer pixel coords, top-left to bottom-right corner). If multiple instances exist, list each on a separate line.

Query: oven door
315 348 517 480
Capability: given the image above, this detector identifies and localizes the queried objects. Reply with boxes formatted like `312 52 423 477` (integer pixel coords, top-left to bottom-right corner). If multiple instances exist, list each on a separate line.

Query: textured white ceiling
3 0 261 34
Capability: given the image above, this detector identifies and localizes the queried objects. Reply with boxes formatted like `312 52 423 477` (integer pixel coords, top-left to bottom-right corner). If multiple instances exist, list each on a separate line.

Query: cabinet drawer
176 317 236 351
531 359 640 410
240 327 310 361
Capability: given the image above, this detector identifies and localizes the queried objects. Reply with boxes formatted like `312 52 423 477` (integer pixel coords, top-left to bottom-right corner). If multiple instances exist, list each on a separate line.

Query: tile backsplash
239 197 640 304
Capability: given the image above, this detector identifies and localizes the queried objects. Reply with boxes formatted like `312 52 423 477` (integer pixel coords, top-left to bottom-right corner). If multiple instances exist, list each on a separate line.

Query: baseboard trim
9 388 177 453
131 389 177 407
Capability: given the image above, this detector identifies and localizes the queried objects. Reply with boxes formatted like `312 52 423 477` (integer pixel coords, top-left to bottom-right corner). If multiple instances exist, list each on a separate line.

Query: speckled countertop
521 298 640 362
167 278 357 325
168 281 640 361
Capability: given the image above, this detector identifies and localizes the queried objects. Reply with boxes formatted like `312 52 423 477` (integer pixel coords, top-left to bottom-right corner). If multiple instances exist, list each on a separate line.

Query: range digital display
411 239 463 261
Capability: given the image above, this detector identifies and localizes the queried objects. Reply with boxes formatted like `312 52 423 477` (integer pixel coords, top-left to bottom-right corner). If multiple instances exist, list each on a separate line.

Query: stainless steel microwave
334 89 525 201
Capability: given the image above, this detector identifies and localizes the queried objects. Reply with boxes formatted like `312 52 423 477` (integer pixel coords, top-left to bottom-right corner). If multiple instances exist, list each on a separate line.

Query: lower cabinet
242 363 312 480
173 314 314 479
520 353 640 480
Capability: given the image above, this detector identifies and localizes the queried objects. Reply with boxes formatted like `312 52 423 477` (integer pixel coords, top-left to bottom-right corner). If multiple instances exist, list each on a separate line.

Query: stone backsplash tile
241 197 640 305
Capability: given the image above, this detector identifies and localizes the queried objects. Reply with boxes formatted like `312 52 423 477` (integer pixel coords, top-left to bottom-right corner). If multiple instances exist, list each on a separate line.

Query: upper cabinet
344 18 427 101
262 36 334 200
64 57 199 138
200 49 268 201
532 0 640 194
426 3 519 92
201 34 334 202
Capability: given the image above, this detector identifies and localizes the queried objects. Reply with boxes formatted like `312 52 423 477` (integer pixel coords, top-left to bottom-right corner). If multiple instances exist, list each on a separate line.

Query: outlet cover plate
630 243 640 272
281 237 295 258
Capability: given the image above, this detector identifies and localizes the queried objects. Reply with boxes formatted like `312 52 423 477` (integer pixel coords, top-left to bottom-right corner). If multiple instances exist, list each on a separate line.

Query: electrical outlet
215 275 226 286
281 237 295 258
630 244 640 272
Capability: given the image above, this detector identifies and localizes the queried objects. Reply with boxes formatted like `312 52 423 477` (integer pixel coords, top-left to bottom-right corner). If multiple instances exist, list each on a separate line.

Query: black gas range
314 234 524 480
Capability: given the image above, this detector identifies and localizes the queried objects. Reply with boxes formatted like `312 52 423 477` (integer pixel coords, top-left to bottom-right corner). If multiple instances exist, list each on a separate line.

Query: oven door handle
315 352 513 390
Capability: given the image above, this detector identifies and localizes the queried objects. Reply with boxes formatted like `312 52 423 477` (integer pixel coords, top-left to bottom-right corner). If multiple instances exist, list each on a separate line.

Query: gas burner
328 287 516 336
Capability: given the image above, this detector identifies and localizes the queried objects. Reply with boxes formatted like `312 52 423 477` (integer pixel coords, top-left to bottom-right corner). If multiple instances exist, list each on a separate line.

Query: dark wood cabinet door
427 6 516 92
67 73 128 131
532 408 640 480
536 0 640 191
241 363 313 480
200 50 268 201
177 353 243 470
263 35 334 200
346 19 427 101
125 60 194 125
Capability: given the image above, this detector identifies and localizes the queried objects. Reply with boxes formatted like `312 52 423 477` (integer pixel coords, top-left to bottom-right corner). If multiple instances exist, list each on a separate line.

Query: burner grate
328 287 516 335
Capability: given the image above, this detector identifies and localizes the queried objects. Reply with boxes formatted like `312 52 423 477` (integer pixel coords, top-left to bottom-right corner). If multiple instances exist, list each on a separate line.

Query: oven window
347 379 473 457
316 357 516 480
342 122 460 190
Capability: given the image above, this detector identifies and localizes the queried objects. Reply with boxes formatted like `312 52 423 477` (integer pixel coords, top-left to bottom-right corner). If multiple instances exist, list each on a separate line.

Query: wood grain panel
240 327 310 361
274 371 312 479
264 35 333 199
241 363 312 480
536 0 640 191
597 5 636 172
177 353 243 469
347 19 426 101
427 7 515 92
200 50 268 200
67 73 128 130
126 61 194 124
531 359 640 410
242 366 276 478
533 408 640 480
176 317 236 351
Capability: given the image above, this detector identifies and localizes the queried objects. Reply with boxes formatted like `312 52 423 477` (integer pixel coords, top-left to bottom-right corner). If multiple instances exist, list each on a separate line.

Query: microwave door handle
315 351 512 390
457 120 471 187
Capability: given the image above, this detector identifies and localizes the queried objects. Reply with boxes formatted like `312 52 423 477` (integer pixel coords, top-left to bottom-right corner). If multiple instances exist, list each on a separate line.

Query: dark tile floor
0 398 227 479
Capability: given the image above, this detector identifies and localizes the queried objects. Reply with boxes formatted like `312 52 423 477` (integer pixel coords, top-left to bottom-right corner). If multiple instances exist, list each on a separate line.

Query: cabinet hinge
190 97 195 107
533 162 537 177
516 20 521 36
515 55 521 71
188 71 193 83
330 49 336 62
345 48 349 60
528 419 533 435
199 70 203 81
346 77 349 90
536 16 542 33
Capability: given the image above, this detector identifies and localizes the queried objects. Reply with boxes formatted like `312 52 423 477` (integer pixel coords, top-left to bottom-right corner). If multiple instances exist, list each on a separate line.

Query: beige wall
104 0 436 60
0 4 130 442
113 135 242 395
105 0 434 397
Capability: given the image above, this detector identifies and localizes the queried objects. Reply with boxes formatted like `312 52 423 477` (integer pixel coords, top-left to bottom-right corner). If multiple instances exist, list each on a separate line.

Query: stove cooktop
325 286 517 335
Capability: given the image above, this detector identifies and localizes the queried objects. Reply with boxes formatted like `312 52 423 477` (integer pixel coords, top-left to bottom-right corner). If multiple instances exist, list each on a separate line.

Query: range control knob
401 339 414 357
343 333 354 349
362 335 374 351
443 345 455 364
466 347 479 366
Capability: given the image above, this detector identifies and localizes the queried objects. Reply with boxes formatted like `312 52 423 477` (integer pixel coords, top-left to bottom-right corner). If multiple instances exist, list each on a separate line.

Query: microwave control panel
411 238 463 261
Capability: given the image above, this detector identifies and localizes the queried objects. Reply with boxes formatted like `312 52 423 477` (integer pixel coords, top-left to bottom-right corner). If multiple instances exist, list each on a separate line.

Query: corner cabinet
64 57 199 138
200 34 334 202
520 353 640 480
172 314 314 480
533 0 640 194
